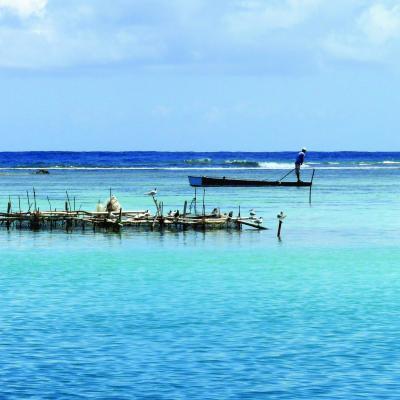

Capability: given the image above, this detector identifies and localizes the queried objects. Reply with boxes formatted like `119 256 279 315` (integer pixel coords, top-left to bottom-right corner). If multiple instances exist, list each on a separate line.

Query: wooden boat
188 175 313 187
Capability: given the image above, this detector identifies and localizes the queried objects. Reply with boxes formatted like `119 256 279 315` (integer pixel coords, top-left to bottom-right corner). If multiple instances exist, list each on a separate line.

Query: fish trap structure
0 191 267 233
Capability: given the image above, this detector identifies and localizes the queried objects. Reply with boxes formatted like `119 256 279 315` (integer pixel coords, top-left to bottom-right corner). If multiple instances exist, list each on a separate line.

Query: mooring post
238 205 241 218
309 169 316 204
6 198 11 230
18 195 22 229
194 188 197 215
277 211 286 239
202 188 206 216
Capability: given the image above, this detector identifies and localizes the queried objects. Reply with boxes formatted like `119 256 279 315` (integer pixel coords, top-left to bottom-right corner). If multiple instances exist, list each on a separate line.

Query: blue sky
1 0 400 151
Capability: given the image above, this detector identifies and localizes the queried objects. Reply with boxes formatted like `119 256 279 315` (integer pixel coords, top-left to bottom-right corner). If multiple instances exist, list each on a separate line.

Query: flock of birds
249 209 263 225
145 188 262 224
94 188 263 226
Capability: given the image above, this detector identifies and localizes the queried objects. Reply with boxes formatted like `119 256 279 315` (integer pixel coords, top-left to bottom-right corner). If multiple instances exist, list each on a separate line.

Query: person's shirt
295 151 305 165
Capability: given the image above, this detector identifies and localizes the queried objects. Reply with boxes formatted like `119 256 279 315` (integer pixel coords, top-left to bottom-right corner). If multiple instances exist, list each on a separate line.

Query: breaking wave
224 160 260 167
258 162 300 169
184 158 212 165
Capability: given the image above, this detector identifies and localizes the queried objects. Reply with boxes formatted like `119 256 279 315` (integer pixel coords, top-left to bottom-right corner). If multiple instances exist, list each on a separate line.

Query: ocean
1 151 400 399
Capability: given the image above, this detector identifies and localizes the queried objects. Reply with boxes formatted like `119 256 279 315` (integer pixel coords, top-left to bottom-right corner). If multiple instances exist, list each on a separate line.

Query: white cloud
322 2 400 63
223 0 321 40
0 0 399 71
0 24 164 69
0 1 166 68
358 3 400 44
0 0 47 18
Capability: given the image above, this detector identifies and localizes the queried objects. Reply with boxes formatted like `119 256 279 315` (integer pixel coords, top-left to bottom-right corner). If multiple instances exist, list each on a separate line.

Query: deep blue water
1 152 400 399
1 151 400 169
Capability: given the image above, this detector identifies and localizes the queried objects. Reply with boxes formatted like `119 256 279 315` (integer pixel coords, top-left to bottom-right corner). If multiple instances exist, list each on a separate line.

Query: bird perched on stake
277 211 286 222
168 210 179 217
249 209 257 218
145 188 157 196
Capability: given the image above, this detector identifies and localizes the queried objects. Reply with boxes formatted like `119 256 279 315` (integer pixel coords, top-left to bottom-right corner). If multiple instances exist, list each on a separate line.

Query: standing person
295 148 307 182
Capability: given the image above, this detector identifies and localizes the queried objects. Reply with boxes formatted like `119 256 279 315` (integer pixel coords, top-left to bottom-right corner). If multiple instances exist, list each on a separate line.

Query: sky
1 0 400 151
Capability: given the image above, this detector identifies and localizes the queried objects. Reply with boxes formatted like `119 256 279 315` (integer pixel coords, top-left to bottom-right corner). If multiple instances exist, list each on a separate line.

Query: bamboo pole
202 188 206 216
26 190 31 212
309 169 316 204
33 188 37 212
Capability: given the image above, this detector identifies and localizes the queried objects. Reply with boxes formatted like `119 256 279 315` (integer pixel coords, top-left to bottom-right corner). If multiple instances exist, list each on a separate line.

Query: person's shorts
295 163 301 170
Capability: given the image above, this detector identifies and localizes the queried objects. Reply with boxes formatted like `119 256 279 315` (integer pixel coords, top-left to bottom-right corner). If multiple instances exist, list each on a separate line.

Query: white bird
145 188 157 196
254 217 263 225
249 209 256 218
277 211 286 221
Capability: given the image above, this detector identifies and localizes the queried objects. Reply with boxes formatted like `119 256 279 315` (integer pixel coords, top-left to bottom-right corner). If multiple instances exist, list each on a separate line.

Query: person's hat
302 147 307 152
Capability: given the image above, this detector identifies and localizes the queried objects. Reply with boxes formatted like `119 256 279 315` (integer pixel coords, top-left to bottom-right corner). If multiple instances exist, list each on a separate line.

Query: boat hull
188 176 312 187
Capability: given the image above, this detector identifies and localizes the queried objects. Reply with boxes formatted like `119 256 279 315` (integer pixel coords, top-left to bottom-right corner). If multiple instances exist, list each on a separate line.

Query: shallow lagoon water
1 153 400 399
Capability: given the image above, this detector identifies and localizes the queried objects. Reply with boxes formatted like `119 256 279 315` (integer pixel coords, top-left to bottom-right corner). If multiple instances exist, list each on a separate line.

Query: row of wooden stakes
0 195 267 233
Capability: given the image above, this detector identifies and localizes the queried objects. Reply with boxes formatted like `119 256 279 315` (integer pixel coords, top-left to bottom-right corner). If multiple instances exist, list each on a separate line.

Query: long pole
309 169 316 204
66 191 72 212
33 187 37 212
194 188 197 215
202 188 206 216
278 168 295 182
47 196 52 212
26 190 31 212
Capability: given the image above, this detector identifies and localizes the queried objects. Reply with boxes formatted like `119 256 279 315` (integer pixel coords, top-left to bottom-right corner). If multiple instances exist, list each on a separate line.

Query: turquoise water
1 156 400 398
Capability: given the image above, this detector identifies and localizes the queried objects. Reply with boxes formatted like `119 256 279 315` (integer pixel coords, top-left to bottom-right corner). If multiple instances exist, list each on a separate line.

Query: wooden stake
26 191 31 212
277 211 286 239
277 220 283 238
47 196 52 212
194 188 197 215
309 169 316 204
202 188 206 216
33 187 37 212
151 195 159 216
66 191 72 212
